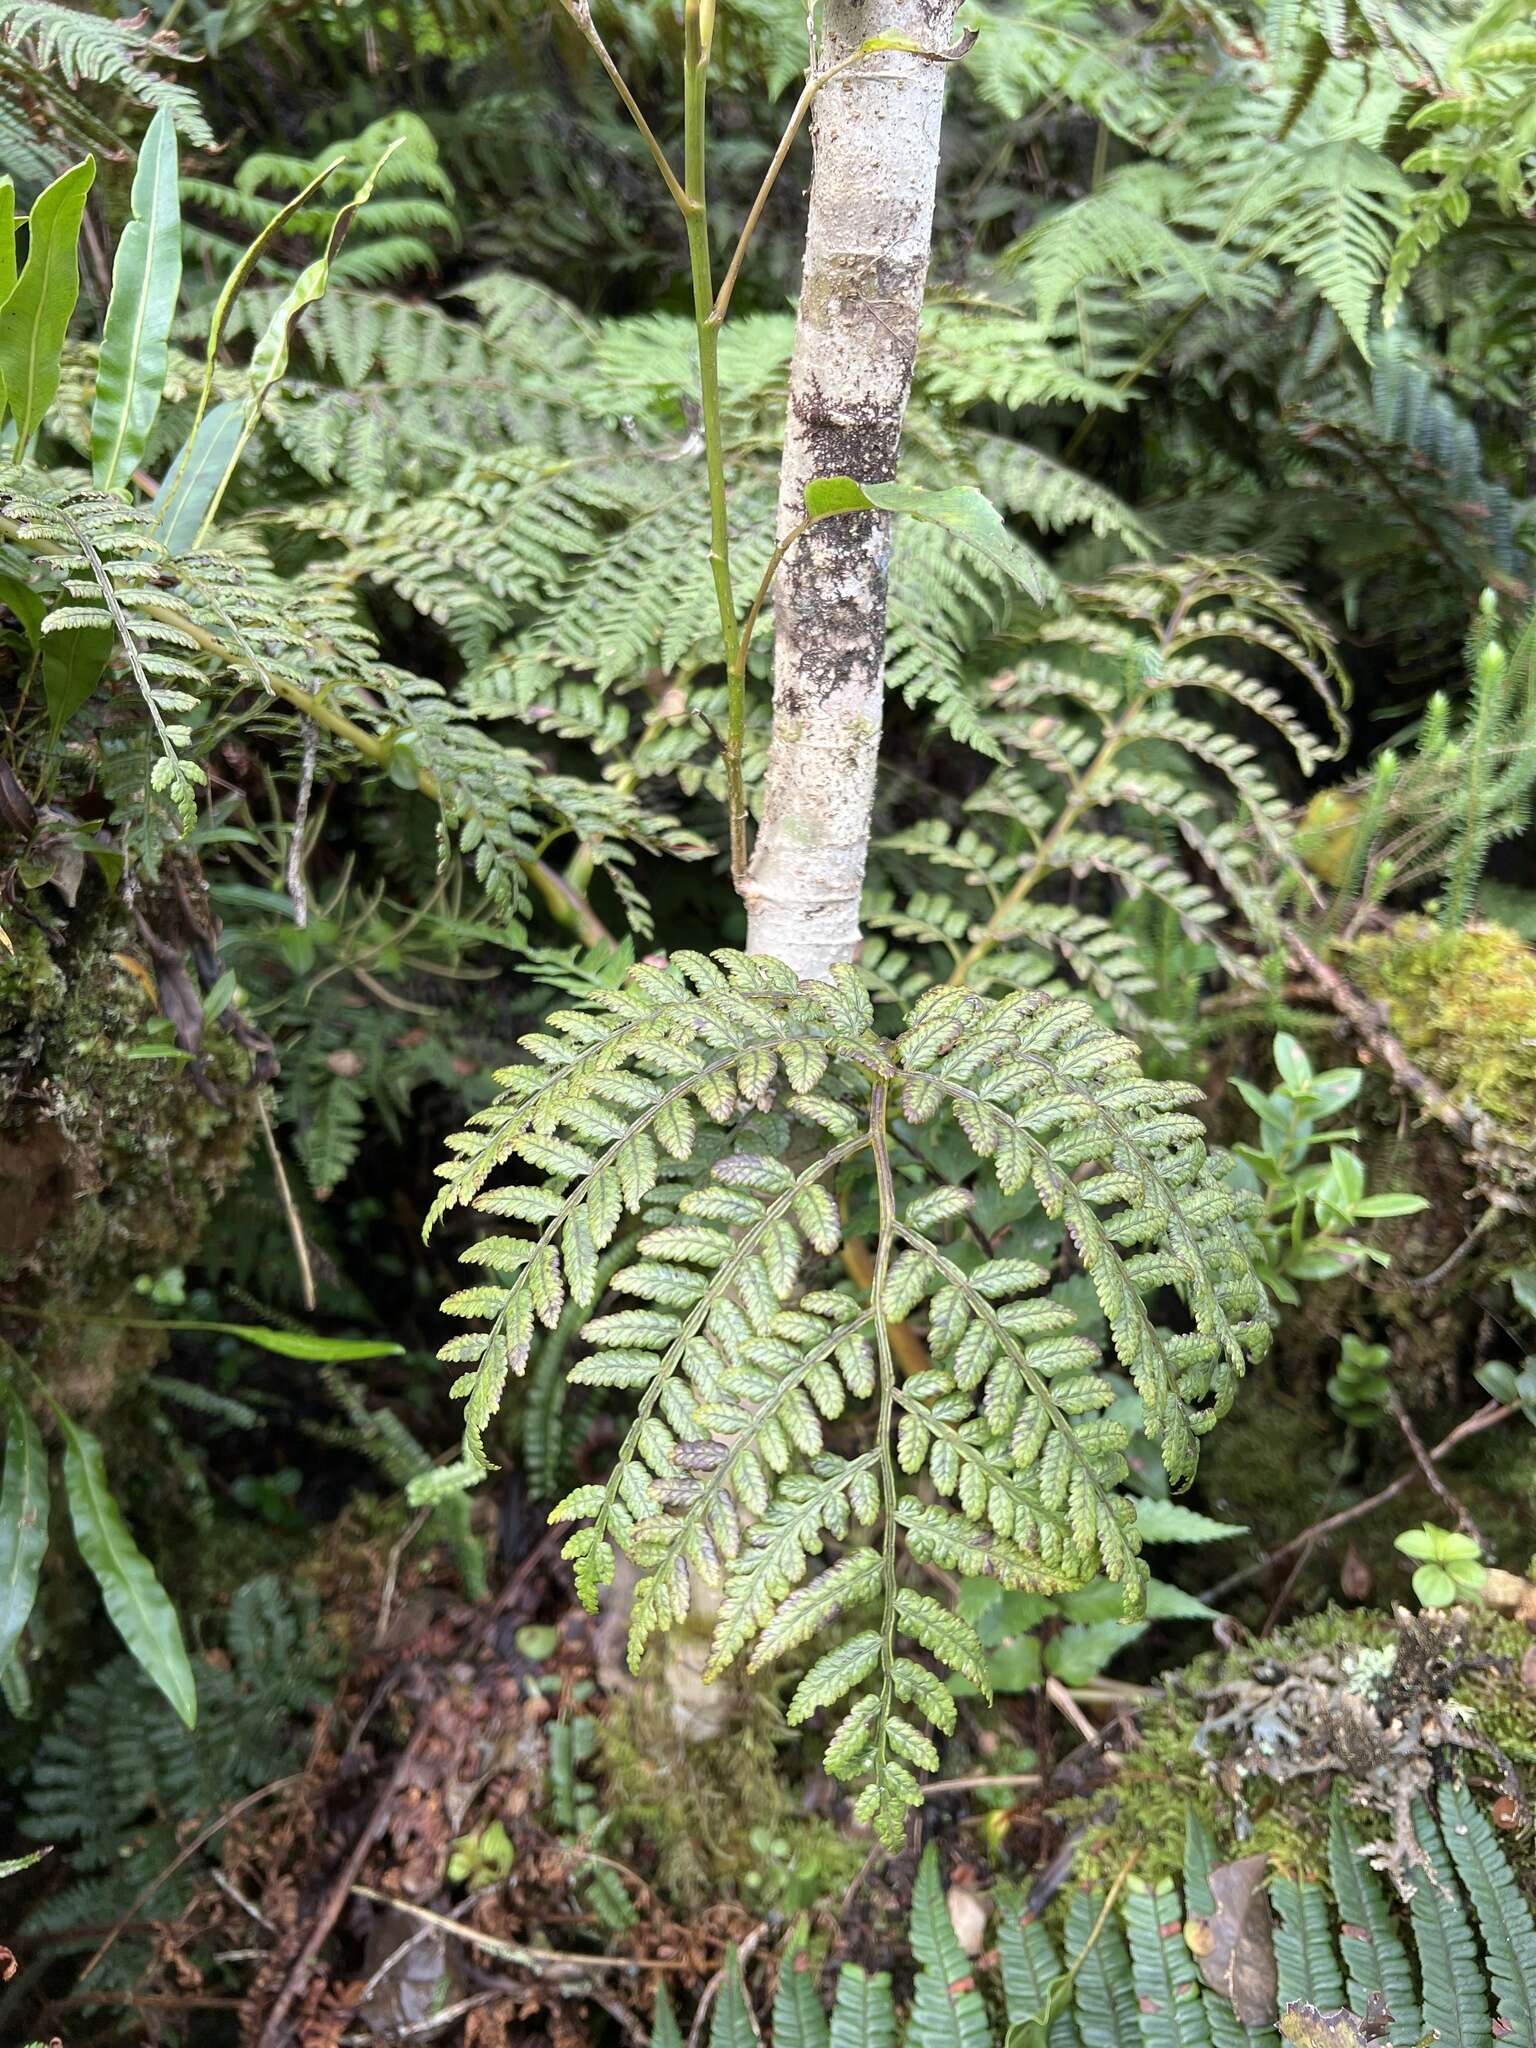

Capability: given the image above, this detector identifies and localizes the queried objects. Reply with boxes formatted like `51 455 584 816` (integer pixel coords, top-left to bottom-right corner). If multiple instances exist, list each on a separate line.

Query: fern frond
905 1845 995 2048
432 959 1270 1841
1437 1780 1535 2047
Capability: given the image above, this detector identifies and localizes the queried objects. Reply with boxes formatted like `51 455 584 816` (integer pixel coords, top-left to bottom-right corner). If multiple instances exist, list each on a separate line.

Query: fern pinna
427 951 1272 1844
649 1790 1532 2044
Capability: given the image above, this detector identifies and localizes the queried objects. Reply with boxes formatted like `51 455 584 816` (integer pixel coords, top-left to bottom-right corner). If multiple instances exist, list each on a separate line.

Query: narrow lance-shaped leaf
59 1412 197 1728
0 1389 48 1671
91 106 182 493
154 400 244 556
0 156 96 453
187 139 405 546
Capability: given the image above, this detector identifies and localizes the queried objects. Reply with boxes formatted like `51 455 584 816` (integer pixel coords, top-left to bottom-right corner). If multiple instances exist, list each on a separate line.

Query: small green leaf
92 106 182 493
0 177 16 308
804 475 1051 601
0 156 96 452
59 1414 197 1727
0 1391 49 1671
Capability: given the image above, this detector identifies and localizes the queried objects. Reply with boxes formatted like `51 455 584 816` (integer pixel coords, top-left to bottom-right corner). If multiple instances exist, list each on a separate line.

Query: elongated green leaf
1326 1788 1420 2047
0 1846 46 1879
153 400 246 554
1407 1803 1488 2048
905 1844 995 2048
59 1415 196 1727
91 106 181 493
0 178 16 309
0 156 96 452
1067 1890 1140 2048
998 1889 1081 2048
0 1392 48 1670
650 1981 685 2048
804 476 1051 602
774 1929 832 2048
1271 1877 1344 2015
194 1322 404 1361
44 621 112 737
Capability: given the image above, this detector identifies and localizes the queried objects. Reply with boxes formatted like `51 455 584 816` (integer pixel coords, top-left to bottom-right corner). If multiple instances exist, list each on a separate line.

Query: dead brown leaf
1184 1855 1277 2026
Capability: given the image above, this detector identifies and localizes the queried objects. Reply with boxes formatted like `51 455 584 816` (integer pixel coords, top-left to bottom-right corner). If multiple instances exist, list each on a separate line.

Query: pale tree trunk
743 0 958 979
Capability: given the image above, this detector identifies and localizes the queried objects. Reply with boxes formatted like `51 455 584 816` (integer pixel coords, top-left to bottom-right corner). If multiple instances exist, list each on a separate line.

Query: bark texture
743 0 958 978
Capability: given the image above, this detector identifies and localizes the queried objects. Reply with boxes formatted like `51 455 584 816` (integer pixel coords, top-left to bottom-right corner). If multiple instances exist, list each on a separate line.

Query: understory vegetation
0 0 1534 2042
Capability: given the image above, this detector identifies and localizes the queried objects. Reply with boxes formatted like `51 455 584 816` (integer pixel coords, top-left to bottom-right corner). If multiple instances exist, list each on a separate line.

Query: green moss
597 1692 865 1912
1347 917 1536 1152
1063 1604 1536 1889
0 897 257 1413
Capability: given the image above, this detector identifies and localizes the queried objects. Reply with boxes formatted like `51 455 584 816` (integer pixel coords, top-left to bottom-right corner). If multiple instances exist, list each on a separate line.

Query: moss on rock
1064 1603 1535 1890
1347 917 1536 1169
0 902 258 1413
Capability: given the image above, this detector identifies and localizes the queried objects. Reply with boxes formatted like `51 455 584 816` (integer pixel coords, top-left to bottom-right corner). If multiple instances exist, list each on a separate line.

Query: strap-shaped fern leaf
1406 1802 1490 2048
650 1981 685 2048
773 1931 831 2048
1437 1781 1534 2047
1326 1789 1422 2047
1123 1877 1211 2048
999 1888 1083 2048
431 956 1270 1842
1271 1875 1346 2015
1067 1887 1141 2048
712 1953 757 2048
904 1844 994 2048
830 1965 897 2048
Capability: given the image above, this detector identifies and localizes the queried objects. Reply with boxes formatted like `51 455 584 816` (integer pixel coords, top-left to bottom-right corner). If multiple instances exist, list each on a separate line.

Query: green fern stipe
430 954 1271 1843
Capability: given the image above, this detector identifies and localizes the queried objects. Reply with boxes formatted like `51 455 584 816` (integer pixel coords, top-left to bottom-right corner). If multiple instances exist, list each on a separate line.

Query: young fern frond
428 951 1271 1843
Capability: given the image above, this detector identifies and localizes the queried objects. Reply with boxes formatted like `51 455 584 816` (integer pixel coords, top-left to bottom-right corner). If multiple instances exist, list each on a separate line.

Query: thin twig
922 1770 1042 1798
255 1088 316 1311
1046 1675 1098 1744
1388 1389 1488 1551
78 1775 304 1984
286 717 317 928
349 1889 691 1972
1203 1400 1515 1601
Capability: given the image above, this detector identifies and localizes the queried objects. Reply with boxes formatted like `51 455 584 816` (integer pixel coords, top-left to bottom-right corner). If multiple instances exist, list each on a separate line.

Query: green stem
683 0 746 881
867 1078 901 1827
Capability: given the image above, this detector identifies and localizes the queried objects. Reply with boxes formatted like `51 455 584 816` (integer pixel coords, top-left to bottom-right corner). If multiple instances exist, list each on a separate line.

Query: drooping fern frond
429 953 1271 1844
